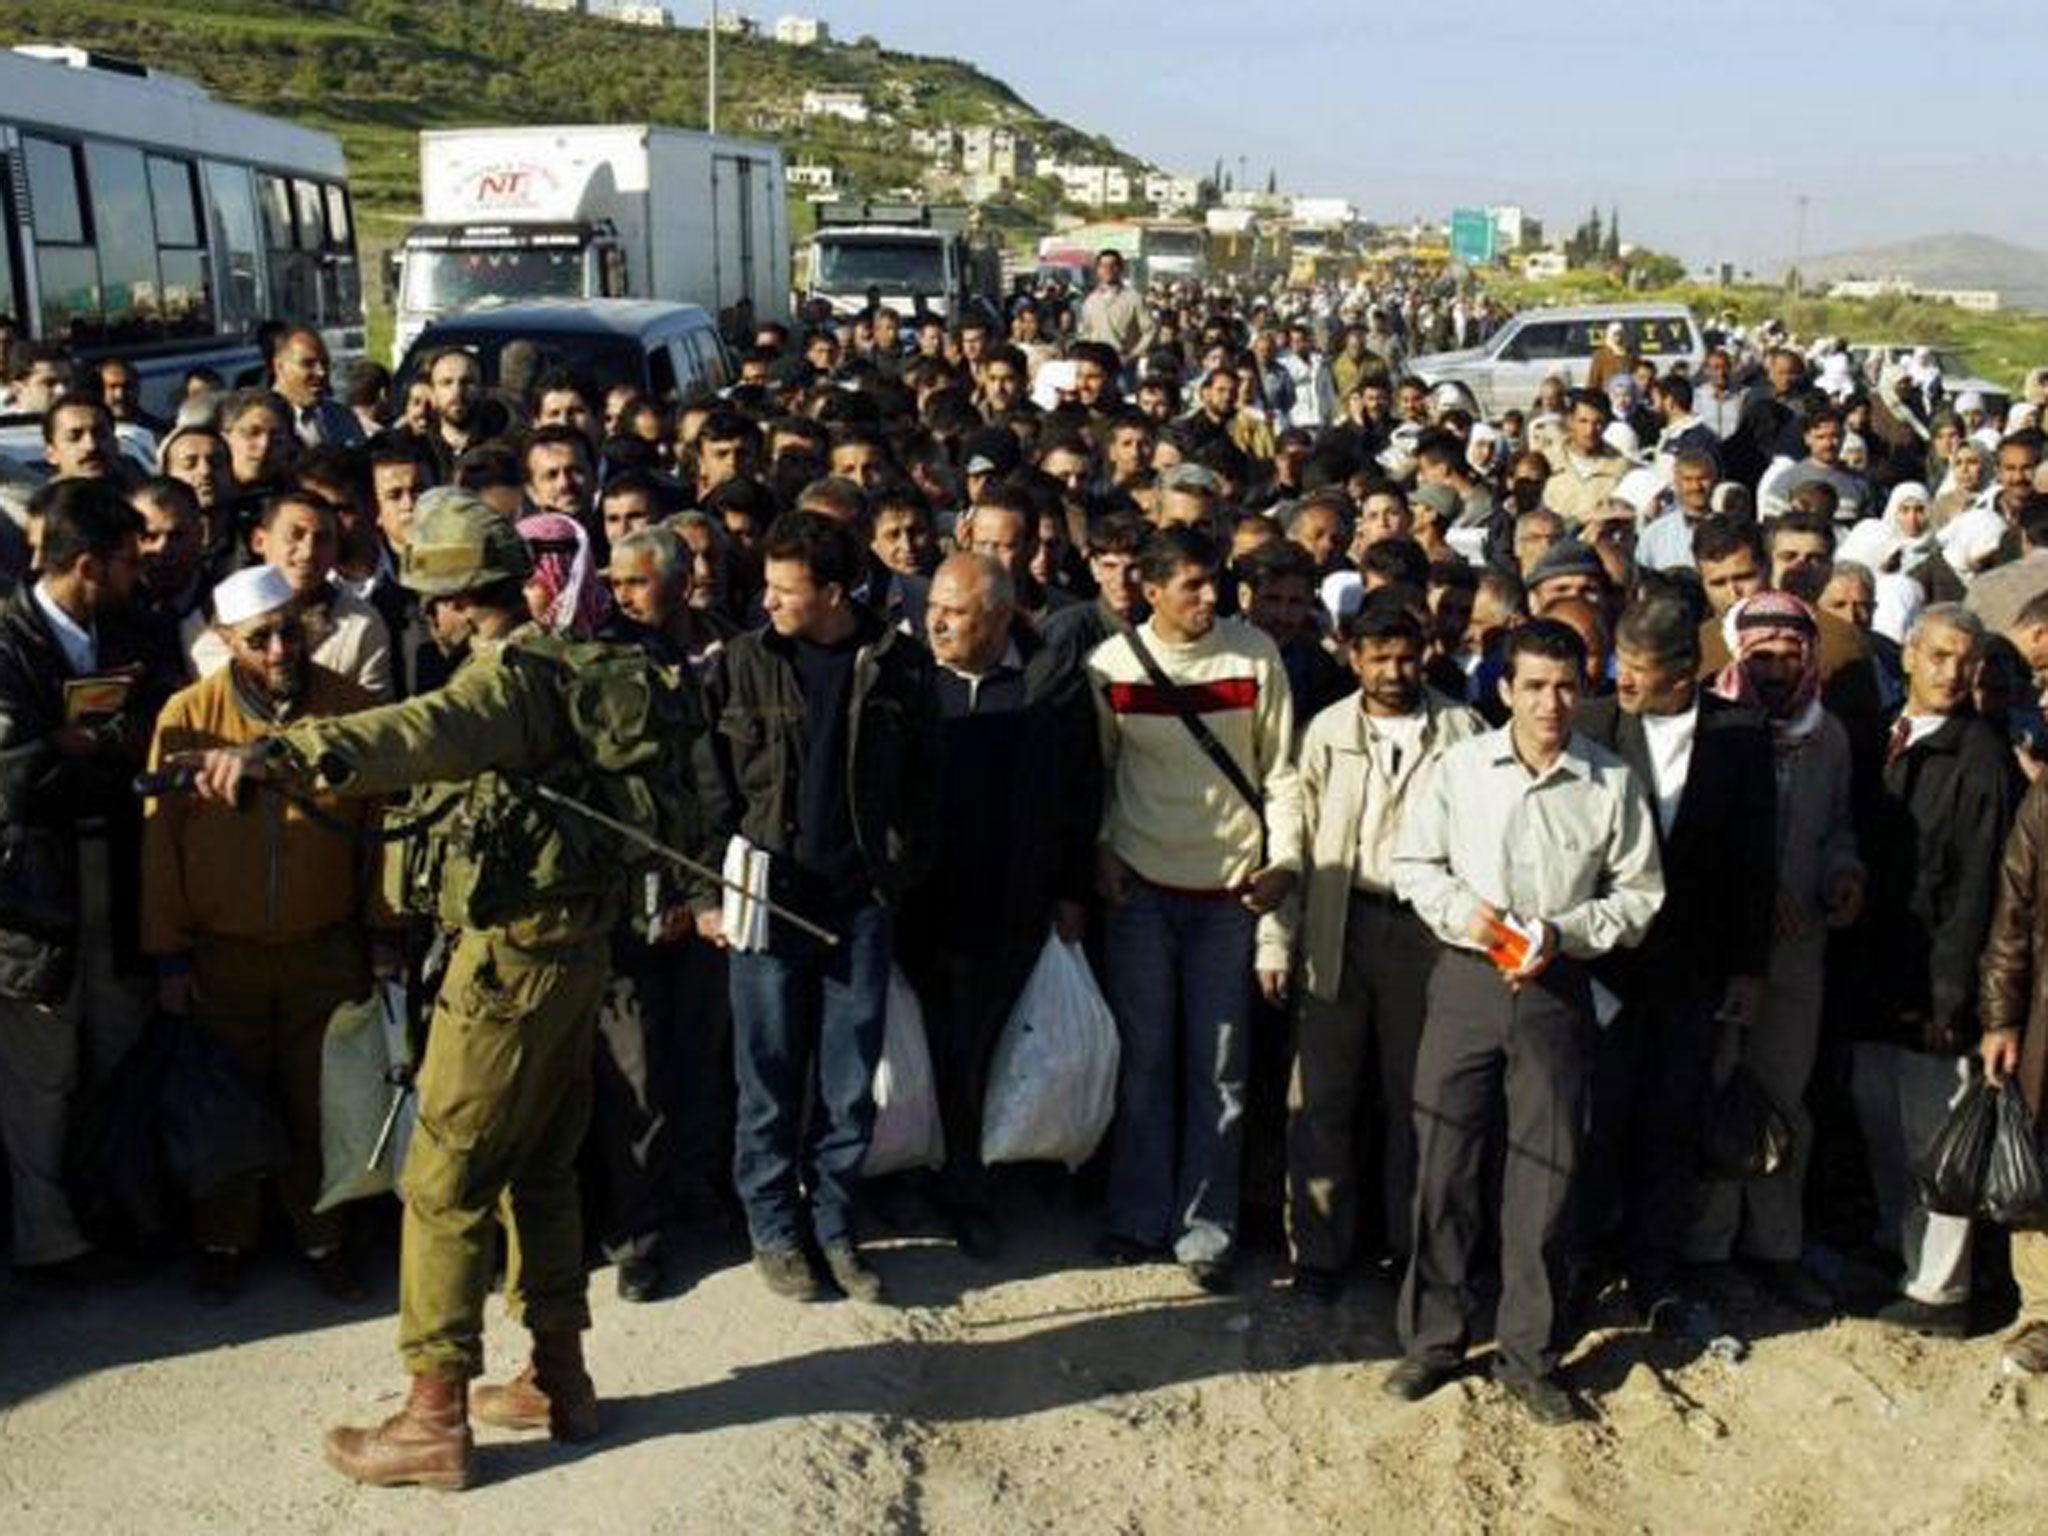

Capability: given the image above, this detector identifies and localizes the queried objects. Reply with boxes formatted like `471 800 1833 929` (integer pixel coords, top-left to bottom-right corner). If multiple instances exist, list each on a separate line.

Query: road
5 1194 2048 1534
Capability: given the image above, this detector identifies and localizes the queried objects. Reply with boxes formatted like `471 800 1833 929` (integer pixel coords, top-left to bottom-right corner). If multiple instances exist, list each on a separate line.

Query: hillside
0 0 1151 237
1804 232 2048 312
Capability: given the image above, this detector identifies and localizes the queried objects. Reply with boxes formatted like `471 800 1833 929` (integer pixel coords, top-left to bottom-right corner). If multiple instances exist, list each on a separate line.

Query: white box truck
389 124 790 360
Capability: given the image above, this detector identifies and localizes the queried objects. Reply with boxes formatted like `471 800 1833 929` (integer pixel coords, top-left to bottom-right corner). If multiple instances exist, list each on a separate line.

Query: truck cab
806 202 999 324
391 221 627 361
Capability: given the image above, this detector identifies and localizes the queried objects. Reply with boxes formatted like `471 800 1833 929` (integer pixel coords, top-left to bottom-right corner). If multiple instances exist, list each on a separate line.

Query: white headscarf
1881 481 1938 572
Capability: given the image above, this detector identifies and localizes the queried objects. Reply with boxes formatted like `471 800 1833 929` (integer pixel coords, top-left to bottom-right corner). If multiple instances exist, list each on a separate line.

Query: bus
0 45 366 416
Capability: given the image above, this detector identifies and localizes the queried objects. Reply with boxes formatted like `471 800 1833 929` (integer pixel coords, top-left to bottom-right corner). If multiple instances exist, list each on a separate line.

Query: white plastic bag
863 965 945 1176
316 981 416 1213
981 933 1121 1170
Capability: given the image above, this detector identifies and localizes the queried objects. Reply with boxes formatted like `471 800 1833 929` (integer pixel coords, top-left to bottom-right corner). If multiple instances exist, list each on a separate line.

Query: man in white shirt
0 481 152 1285
1386 619 1663 1423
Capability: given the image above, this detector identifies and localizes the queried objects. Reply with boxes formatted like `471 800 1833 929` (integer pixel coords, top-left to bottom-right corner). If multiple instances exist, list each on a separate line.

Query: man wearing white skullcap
141 559 395 1306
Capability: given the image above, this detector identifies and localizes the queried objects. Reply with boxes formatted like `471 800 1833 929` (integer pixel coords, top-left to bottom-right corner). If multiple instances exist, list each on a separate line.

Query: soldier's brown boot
323 1375 473 1490
470 1330 600 1443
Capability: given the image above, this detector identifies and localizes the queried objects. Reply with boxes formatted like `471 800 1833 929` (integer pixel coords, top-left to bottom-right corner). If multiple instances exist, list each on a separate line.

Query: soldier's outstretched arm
270 656 555 798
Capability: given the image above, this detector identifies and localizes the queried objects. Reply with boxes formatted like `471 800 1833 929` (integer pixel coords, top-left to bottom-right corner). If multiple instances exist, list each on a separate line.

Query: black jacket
701 607 941 909
0 587 158 997
1864 711 2021 1055
899 620 1099 958
1576 693 1777 1000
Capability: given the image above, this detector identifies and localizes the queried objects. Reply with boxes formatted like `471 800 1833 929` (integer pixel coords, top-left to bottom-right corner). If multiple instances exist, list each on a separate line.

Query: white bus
0 45 366 415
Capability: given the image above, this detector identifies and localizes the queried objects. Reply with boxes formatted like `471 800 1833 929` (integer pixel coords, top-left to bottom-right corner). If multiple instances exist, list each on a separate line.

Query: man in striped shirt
1087 526 1303 1292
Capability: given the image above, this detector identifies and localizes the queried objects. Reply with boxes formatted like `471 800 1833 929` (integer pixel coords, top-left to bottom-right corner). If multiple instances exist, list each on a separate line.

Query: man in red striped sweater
1087 525 1303 1292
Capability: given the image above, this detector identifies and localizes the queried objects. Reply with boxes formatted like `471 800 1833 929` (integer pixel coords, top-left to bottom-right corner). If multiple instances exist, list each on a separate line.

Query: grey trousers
0 839 148 1267
1286 893 1436 1271
1850 1044 1974 1307
1686 931 1825 1266
1398 949 1595 1379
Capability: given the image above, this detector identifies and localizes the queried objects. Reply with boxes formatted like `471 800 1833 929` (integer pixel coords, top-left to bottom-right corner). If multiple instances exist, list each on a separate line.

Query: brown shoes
323 1375 473 1490
469 1330 601 1443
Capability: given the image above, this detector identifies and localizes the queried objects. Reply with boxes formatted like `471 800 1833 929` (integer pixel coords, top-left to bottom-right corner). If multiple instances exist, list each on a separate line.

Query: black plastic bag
71 1012 180 1243
161 1011 288 1199
1913 1076 1996 1218
1703 1063 1795 1180
1984 1078 2048 1229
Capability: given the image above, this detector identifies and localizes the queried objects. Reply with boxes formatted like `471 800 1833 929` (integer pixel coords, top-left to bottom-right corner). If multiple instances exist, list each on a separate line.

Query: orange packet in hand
1484 913 1541 976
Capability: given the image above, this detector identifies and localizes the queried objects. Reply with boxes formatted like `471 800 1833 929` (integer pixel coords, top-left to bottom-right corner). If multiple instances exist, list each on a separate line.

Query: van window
647 340 680 404
1501 321 1572 362
684 327 730 389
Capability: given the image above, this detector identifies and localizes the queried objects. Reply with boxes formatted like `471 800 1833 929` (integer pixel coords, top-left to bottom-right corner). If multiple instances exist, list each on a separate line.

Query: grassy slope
0 0 1138 352
0 0 1122 226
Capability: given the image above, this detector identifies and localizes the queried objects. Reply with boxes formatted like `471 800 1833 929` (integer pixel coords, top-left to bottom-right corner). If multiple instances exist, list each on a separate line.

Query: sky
694 0 2048 273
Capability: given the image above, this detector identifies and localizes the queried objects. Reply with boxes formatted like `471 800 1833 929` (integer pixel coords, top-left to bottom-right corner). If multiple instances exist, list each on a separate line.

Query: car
1846 344 2010 423
1411 302 1706 417
396 299 733 406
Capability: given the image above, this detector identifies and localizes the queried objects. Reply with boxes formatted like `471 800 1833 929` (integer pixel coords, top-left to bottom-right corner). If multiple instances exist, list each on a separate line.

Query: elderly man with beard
1684 592 1864 1317
143 564 389 1303
898 552 1098 1257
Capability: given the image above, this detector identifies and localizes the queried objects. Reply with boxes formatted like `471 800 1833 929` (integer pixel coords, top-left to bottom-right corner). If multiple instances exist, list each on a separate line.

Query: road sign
1450 208 1497 266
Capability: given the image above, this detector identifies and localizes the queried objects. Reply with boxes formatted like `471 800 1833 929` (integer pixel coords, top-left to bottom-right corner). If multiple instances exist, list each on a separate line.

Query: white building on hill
774 14 830 45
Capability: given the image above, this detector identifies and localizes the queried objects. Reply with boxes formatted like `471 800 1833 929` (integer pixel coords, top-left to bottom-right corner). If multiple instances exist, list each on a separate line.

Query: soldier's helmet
400 487 534 597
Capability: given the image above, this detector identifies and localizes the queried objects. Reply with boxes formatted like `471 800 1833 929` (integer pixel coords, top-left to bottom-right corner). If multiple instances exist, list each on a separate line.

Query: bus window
260 172 316 326
258 173 293 252
293 179 325 250
203 160 264 333
84 142 160 344
148 157 200 246
323 184 352 250
23 136 98 343
0 178 18 327
150 157 212 339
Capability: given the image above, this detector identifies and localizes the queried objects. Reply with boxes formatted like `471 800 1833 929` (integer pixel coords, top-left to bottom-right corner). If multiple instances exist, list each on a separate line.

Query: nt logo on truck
460 164 562 212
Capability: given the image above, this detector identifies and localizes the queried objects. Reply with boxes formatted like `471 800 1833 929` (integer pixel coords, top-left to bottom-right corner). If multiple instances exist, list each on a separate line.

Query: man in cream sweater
1087 525 1302 1291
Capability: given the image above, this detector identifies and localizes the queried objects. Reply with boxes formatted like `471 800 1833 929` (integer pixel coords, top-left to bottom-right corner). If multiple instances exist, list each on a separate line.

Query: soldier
183 487 707 1490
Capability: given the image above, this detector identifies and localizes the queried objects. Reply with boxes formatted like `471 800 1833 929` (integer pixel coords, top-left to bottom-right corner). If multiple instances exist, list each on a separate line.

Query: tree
1265 167 1277 195
1603 206 1621 261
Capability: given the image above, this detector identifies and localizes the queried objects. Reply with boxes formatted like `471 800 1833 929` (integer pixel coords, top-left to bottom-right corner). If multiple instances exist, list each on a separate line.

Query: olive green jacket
276 627 618 948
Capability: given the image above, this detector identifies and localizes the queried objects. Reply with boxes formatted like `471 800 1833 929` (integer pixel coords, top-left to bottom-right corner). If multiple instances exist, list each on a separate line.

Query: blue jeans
1104 881 1254 1263
729 902 892 1253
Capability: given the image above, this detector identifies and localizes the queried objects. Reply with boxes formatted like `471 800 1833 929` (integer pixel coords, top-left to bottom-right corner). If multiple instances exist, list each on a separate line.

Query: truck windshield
816 237 945 295
1146 232 1202 257
404 248 583 311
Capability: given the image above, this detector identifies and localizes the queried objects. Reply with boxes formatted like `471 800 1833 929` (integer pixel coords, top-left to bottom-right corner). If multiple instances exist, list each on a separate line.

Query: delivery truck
389 124 789 360
804 202 1002 324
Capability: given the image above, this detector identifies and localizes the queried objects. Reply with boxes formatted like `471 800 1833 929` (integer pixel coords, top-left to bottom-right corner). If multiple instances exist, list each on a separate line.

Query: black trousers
900 935 1042 1209
589 930 717 1261
1399 949 1595 1379
1586 975 1719 1289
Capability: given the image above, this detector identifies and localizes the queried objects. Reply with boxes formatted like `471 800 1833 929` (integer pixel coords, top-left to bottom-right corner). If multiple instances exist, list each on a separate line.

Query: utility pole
707 0 719 135
1792 193 1808 296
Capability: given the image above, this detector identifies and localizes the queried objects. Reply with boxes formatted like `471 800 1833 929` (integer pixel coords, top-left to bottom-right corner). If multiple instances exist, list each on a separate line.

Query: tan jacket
142 663 387 955
1541 449 1627 525
1277 687 1483 1000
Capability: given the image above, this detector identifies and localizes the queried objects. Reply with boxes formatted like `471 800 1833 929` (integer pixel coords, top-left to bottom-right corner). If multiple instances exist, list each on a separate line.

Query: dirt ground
6 1194 2048 1535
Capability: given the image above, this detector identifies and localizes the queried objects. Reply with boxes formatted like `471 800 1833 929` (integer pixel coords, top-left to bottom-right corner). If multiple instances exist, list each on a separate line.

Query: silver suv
1412 302 1705 416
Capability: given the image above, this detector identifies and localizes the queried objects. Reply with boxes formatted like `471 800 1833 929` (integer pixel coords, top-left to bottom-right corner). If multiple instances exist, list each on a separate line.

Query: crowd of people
9 244 2048 1434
